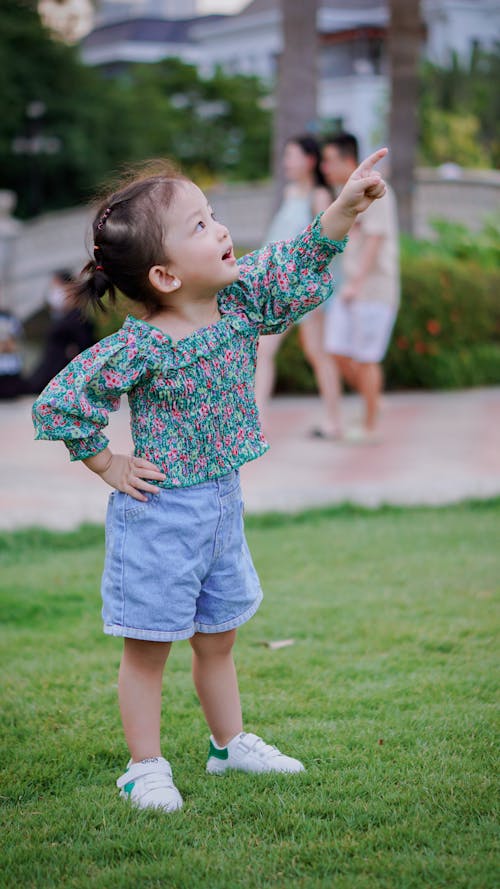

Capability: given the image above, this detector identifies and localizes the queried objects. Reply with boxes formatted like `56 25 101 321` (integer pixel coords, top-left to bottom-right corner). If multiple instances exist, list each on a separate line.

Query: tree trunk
388 0 424 234
272 0 319 206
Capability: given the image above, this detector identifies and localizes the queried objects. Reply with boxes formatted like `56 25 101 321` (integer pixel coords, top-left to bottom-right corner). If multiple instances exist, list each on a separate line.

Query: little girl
33 148 387 813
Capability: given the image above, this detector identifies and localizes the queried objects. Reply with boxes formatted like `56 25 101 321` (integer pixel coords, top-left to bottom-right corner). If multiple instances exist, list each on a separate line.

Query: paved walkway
1 388 499 530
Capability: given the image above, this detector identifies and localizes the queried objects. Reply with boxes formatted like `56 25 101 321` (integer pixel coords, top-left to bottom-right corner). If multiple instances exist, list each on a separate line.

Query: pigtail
72 259 117 313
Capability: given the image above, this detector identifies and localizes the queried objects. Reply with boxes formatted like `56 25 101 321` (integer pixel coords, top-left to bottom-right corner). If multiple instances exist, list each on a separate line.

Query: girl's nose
217 220 229 239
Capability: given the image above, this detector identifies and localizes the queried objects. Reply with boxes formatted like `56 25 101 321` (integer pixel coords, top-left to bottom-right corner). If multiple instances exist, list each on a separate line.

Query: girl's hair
53 268 74 285
74 159 188 312
287 134 328 189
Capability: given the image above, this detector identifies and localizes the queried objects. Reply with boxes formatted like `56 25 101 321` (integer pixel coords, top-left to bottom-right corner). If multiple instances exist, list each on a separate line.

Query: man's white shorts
324 298 397 363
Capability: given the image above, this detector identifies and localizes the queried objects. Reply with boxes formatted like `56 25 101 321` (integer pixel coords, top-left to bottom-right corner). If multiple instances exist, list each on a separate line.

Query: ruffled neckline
122 313 227 348
119 307 251 373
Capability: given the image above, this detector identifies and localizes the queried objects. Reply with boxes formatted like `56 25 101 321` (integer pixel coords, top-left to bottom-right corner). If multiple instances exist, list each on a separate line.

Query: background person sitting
23 269 96 395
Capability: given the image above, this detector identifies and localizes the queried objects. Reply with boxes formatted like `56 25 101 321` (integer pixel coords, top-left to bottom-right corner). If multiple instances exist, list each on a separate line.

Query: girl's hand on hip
84 450 166 500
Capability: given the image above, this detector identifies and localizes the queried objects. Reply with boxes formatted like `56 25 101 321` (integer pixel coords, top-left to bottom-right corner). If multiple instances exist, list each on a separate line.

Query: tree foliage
0 0 271 218
419 49 500 167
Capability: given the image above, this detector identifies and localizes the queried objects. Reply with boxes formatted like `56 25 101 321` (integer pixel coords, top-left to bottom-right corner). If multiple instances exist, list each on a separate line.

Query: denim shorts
101 470 263 642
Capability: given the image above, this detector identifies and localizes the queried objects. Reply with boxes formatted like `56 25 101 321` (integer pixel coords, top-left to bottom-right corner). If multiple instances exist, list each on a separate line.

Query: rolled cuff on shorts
103 589 263 642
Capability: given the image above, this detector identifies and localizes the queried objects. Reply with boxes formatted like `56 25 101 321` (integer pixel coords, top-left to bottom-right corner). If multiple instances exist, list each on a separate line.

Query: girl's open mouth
222 247 235 262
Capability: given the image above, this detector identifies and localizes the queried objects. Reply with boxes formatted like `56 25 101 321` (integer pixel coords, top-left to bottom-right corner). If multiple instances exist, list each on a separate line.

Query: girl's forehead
175 180 206 205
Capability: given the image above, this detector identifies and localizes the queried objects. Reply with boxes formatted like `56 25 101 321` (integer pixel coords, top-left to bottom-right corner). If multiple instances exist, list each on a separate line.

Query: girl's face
160 181 238 297
283 142 315 183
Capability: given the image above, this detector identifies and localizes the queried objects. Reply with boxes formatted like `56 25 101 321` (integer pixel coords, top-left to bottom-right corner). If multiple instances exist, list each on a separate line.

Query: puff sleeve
233 214 347 334
32 330 147 461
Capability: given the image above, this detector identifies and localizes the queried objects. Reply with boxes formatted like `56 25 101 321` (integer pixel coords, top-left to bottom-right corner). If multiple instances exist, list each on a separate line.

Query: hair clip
95 265 104 272
97 207 112 231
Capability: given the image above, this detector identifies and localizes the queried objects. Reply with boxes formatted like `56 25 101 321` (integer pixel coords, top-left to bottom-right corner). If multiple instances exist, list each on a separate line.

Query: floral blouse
33 215 346 488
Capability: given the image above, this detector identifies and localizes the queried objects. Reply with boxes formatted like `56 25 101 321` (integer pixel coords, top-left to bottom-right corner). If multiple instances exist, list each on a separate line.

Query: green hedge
276 255 500 392
384 255 500 389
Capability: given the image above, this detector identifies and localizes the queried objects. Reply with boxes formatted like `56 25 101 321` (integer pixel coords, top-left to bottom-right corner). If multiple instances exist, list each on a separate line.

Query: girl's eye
196 221 206 232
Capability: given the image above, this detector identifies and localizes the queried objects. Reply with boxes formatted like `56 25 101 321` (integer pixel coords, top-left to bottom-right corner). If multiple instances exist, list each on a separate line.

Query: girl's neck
145 293 220 342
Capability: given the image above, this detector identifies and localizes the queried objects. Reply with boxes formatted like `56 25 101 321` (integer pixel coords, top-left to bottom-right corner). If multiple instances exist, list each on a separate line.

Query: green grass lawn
1 502 498 889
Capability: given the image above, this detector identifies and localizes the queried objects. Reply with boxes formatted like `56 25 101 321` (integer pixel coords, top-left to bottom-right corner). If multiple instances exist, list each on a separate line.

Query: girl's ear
148 265 181 294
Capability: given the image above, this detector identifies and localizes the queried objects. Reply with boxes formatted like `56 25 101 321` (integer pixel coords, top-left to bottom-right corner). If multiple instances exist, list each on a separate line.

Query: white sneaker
344 424 381 444
116 756 183 812
206 732 305 775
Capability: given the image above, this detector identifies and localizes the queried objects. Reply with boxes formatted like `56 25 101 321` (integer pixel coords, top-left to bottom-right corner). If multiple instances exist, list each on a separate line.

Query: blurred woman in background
254 135 342 438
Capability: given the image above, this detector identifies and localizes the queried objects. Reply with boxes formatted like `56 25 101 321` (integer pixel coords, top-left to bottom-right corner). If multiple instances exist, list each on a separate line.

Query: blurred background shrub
276 217 500 392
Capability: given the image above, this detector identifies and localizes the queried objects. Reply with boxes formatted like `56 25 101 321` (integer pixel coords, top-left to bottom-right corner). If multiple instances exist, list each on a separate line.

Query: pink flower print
224 349 233 363
167 447 179 461
236 427 245 442
215 439 223 451
171 407 182 421
232 446 239 455
200 404 210 419
152 418 165 434
102 369 123 388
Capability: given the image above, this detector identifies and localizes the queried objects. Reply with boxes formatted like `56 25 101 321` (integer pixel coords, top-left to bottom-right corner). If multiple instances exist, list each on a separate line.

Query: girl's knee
122 638 171 669
190 629 236 657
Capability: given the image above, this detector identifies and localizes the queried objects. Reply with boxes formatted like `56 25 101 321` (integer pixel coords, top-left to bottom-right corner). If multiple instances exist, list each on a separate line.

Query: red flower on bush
426 319 441 336
414 341 427 354
396 336 409 350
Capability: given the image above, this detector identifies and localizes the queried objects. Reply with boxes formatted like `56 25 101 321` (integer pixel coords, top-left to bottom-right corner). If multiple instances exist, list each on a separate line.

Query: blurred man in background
321 133 400 441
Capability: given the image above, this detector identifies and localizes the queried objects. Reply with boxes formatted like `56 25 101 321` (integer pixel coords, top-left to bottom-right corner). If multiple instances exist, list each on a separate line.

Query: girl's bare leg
190 629 243 747
118 638 171 762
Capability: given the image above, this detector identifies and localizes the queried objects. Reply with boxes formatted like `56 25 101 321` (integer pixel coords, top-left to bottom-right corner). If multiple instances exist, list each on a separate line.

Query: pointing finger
355 147 388 178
